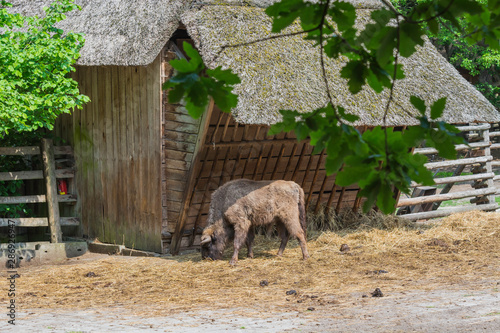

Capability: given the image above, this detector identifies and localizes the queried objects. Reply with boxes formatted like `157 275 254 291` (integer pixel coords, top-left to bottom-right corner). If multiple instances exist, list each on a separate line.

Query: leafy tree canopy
166 0 500 213
393 0 500 109
0 0 89 138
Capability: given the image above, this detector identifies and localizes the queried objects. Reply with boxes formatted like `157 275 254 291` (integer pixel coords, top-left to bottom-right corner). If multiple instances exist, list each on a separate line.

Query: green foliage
392 0 500 110
0 0 89 138
0 130 43 218
163 42 240 119
166 0 500 213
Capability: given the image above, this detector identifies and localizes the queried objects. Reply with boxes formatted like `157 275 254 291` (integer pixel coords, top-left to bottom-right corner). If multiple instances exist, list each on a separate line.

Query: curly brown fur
200 179 309 265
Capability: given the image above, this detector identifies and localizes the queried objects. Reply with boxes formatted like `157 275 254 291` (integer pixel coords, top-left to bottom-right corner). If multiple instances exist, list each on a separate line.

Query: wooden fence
0 139 79 242
491 122 500 194
398 123 499 221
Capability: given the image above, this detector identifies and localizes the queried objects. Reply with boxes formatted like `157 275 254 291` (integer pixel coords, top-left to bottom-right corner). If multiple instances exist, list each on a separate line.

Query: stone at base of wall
0 242 88 268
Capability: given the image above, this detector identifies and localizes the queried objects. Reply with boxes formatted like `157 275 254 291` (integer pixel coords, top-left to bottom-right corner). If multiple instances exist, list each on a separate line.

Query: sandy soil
2 252 499 333
3 287 499 332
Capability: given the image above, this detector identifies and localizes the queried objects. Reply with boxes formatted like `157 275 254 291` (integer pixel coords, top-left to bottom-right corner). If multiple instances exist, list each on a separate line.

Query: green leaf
182 42 203 69
338 106 360 122
169 59 196 73
375 27 398 65
265 0 303 33
402 126 426 147
336 166 372 186
341 60 367 94
399 21 425 58
410 96 426 115
430 97 447 119
165 84 185 104
206 67 241 85
428 18 439 35
185 100 206 119
377 182 396 214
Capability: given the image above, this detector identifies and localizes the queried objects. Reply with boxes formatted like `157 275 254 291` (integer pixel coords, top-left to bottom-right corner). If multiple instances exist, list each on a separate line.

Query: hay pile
4 211 499 315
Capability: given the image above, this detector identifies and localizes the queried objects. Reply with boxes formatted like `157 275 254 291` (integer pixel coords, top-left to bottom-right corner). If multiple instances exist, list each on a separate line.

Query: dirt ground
1 211 500 332
3 283 499 332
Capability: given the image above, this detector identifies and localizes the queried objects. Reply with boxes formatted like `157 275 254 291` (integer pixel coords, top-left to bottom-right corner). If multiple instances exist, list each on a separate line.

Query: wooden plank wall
55 55 163 252
160 48 206 251
170 107 362 249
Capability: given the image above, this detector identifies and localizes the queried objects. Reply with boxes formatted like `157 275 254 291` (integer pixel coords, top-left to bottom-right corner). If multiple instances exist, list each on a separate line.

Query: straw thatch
7 0 188 66
8 0 499 125
182 2 500 126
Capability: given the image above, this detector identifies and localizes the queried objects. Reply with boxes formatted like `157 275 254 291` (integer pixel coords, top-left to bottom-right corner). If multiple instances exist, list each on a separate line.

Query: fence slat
490 143 500 150
414 142 491 155
0 169 74 181
397 188 497 207
424 156 492 169
410 172 495 187
0 146 72 156
0 146 40 155
399 203 498 221
456 124 491 131
0 217 80 227
0 194 78 204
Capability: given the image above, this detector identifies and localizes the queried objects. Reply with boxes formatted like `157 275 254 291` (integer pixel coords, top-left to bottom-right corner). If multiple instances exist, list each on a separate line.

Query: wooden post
482 127 496 205
41 138 62 243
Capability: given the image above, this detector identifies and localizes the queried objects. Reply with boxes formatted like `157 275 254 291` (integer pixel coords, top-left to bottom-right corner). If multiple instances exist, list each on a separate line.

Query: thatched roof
182 1 500 126
8 0 188 66
7 0 499 125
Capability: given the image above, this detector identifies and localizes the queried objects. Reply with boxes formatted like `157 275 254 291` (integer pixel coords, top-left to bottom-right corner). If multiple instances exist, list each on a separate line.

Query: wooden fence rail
0 140 79 242
399 123 499 221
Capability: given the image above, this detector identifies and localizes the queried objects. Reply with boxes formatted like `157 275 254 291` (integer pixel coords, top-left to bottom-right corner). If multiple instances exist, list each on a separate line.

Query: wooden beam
414 142 490 155
306 150 325 208
271 144 286 180
0 146 72 156
397 188 497 207
410 172 495 187
325 165 342 214
424 156 492 169
456 124 490 132
0 169 74 181
170 99 215 255
489 131 500 138
0 146 40 156
205 138 299 148
0 217 80 227
0 194 77 204
490 143 500 150
41 138 62 243
399 203 498 221
335 187 347 214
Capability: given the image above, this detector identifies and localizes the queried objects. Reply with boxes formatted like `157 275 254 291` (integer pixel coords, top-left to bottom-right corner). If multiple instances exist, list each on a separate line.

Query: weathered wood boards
55 55 163 252
167 106 362 253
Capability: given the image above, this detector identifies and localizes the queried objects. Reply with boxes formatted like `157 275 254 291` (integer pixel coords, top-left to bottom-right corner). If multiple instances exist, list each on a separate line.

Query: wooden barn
10 0 500 254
